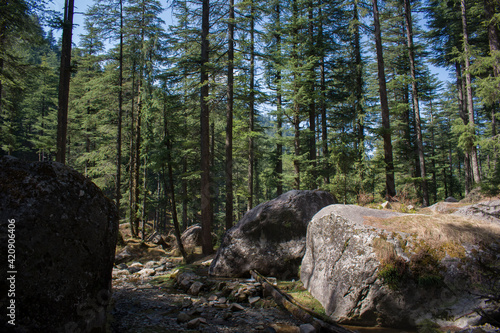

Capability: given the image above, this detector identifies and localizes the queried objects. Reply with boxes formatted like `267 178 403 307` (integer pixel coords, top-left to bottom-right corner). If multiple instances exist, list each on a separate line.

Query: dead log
250 270 353 333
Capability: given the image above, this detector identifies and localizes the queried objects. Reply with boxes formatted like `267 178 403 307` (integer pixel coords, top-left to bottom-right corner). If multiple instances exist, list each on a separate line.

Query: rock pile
111 257 308 332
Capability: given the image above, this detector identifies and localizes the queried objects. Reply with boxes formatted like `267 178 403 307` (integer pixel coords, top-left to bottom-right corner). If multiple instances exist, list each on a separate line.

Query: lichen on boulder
301 204 500 329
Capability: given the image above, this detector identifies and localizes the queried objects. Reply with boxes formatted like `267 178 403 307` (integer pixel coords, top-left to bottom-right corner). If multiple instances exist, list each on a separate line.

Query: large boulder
0 156 118 332
209 190 336 279
181 224 202 253
301 204 500 329
453 199 500 222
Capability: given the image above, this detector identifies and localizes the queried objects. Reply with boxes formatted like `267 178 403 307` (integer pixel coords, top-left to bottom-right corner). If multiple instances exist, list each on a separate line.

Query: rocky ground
110 253 309 333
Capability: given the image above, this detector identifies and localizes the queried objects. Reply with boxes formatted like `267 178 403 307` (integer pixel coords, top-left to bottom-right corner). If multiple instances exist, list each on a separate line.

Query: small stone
444 196 459 203
154 265 166 272
218 297 227 304
208 294 218 302
249 296 261 305
114 269 131 276
144 260 158 268
129 262 144 268
177 312 191 323
188 281 204 296
116 263 128 269
128 266 141 274
201 259 213 266
381 201 391 209
271 323 300 333
223 312 233 320
180 278 193 290
229 303 245 312
186 317 205 329
182 298 193 308
137 268 156 277
299 324 316 333
266 277 277 285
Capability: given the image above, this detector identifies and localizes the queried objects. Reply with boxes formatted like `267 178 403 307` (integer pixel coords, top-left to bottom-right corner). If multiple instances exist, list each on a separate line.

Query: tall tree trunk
115 0 124 218
200 0 213 255
56 0 75 164
182 152 188 231
275 2 284 196
354 0 364 190
372 0 396 198
485 0 500 78
129 64 137 237
455 62 471 195
461 0 481 184
134 74 142 238
319 6 329 185
248 0 255 210
0 35 4 117
292 0 301 190
164 104 189 263
404 0 429 206
141 152 148 241
308 1 316 189
226 0 235 231
485 0 499 167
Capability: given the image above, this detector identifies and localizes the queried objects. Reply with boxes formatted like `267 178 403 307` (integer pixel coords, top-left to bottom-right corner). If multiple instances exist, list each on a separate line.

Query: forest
1 0 499 254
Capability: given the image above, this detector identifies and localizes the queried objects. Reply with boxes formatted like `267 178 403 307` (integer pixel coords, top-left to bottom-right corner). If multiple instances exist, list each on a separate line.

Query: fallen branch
250 270 353 333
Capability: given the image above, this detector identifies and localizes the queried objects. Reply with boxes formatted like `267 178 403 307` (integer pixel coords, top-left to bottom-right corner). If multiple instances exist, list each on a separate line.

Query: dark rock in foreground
0 156 118 333
209 190 336 279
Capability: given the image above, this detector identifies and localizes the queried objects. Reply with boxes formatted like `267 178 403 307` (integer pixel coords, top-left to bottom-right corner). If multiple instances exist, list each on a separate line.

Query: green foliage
378 257 408 290
417 319 442 333
2 0 499 239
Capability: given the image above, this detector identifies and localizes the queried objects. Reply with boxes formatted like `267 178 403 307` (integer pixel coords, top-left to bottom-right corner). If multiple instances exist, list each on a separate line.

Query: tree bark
455 62 471 195
226 0 235 231
308 1 317 189
404 0 429 206
164 105 189 263
292 0 301 190
319 6 329 185
200 0 213 255
129 63 138 237
372 0 396 199
115 0 124 219
461 0 481 184
275 2 284 196
248 0 255 211
484 0 500 77
56 0 75 164
354 0 364 191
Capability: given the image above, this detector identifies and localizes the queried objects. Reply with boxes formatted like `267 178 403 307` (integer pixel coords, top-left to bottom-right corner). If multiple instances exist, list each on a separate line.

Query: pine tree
372 0 396 199
56 0 74 164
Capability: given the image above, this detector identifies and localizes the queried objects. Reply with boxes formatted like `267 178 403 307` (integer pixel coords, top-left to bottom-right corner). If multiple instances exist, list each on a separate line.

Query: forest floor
109 242 306 333
109 240 416 333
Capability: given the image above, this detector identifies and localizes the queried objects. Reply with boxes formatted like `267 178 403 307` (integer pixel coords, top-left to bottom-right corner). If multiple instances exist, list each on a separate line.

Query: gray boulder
0 156 118 332
453 199 500 223
301 204 500 329
181 224 202 252
209 190 336 279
